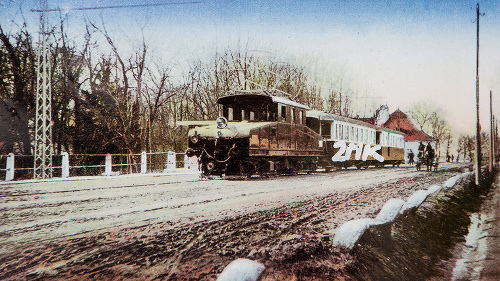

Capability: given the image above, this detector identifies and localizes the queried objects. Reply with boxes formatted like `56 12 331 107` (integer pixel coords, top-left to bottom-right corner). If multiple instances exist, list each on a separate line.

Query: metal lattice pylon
34 0 53 179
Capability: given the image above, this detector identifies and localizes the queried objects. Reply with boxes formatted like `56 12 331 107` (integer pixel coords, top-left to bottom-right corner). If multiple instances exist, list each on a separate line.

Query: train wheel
239 161 255 178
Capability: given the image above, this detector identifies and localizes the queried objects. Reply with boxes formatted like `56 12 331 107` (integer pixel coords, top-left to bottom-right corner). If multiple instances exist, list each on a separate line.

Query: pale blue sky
2 0 500 134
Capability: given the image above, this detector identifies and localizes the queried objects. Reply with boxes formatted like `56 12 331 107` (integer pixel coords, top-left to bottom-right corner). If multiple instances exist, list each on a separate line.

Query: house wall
405 140 437 163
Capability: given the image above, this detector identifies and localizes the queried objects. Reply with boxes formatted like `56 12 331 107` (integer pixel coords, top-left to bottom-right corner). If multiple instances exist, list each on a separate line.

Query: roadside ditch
349 168 497 280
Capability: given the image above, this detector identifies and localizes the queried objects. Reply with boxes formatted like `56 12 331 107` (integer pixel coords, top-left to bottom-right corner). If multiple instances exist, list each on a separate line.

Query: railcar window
291 108 295 123
281 105 286 120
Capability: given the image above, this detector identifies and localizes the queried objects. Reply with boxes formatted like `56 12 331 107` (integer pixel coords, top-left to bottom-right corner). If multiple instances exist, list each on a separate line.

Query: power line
30 1 203 13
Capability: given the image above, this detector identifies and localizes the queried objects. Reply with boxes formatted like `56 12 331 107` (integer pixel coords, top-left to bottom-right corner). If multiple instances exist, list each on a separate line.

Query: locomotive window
250 111 255 121
281 105 287 120
291 108 295 123
321 121 331 139
228 107 234 121
241 109 245 120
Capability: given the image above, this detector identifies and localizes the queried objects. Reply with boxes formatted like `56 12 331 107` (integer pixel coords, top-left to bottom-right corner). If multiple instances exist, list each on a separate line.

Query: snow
217 259 265 281
400 190 431 213
427 184 442 194
374 199 405 224
332 218 374 248
451 213 491 280
443 174 462 188
332 171 472 250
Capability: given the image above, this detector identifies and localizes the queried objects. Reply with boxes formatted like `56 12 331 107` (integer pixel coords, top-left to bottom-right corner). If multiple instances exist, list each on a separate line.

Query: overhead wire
30 1 203 12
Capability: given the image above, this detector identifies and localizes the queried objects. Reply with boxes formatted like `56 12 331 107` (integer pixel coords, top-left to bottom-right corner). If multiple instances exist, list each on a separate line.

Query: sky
2 0 500 135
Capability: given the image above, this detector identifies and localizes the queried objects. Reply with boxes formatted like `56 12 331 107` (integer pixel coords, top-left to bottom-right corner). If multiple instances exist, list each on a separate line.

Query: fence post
184 154 189 169
190 156 200 172
104 153 112 176
165 151 176 172
141 151 147 174
6 153 14 181
62 152 69 178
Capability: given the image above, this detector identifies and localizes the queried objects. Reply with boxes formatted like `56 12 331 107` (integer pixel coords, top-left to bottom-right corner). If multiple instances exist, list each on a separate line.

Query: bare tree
409 100 437 131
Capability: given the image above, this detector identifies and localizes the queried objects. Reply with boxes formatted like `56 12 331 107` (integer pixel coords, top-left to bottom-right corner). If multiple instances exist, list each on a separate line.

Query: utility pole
474 3 482 185
489 90 493 172
495 118 500 161
34 0 53 179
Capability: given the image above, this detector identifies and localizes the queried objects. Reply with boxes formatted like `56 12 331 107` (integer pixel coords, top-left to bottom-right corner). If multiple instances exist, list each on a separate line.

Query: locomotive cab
186 92 323 176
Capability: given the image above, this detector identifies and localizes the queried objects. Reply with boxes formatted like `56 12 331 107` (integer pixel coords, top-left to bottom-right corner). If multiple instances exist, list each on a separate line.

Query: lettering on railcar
331 140 384 162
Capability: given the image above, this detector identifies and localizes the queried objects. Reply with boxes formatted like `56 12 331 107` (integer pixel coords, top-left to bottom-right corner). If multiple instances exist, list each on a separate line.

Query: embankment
350 168 497 280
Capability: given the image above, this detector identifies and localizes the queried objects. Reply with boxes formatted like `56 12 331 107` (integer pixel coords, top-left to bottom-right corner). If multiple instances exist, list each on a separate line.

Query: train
184 91 405 176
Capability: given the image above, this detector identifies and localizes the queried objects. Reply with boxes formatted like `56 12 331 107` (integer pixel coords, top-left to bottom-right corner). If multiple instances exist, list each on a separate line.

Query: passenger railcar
307 110 405 170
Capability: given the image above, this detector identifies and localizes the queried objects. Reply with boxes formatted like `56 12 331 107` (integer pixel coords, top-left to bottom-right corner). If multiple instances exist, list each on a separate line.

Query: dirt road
0 163 469 280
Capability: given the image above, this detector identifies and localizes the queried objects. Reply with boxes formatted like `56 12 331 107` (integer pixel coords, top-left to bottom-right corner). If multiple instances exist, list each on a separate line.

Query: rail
0 152 200 182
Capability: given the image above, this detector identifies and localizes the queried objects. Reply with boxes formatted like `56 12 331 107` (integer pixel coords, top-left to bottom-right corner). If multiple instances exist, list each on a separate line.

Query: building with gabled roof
381 109 436 163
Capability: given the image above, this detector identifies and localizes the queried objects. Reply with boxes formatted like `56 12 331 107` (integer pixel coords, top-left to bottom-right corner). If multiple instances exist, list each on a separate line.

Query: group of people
407 142 435 166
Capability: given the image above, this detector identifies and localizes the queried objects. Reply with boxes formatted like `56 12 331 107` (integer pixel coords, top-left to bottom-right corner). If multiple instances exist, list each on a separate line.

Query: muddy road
0 163 469 280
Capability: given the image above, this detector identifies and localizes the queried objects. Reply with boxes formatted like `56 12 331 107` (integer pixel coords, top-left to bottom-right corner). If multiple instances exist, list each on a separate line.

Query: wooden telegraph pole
474 3 482 185
489 90 493 172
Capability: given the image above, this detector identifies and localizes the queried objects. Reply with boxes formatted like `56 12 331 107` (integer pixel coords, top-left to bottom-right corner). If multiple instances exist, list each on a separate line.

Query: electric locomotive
185 91 324 176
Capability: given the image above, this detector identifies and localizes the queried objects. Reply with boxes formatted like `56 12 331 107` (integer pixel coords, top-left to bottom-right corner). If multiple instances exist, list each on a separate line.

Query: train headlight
190 134 199 144
216 117 228 129
207 161 216 171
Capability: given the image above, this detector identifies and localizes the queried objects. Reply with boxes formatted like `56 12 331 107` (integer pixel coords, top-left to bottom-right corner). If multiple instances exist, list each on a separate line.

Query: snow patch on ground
443 174 463 188
451 213 491 280
374 199 405 224
427 184 442 194
217 259 265 281
333 173 465 249
400 190 431 213
333 218 374 248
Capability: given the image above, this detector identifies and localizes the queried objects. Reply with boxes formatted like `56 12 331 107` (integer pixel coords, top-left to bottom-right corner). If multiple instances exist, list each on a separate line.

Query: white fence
0 152 199 182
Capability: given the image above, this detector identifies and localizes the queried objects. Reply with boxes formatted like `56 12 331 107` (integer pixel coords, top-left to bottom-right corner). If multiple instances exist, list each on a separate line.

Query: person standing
408 150 415 166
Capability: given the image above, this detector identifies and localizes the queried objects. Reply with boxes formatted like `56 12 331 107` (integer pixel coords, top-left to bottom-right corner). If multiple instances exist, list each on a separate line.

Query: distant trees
408 100 451 158
0 11 367 155
0 22 37 155
457 131 493 163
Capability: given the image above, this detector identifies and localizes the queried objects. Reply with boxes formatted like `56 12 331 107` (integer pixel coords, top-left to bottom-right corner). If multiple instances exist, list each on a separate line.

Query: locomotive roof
217 94 310 110
307 110 405 136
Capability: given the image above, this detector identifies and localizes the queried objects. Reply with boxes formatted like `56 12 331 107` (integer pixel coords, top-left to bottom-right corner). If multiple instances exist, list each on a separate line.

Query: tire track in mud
0 165 469 280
